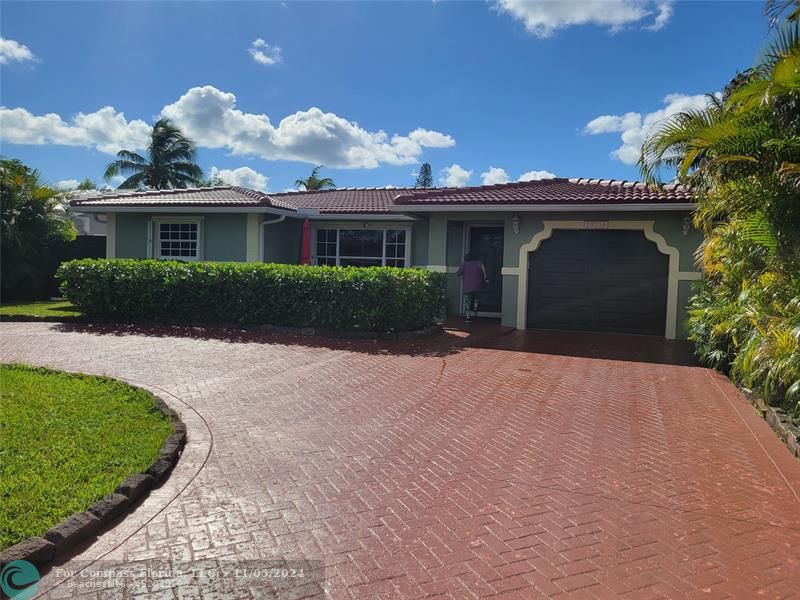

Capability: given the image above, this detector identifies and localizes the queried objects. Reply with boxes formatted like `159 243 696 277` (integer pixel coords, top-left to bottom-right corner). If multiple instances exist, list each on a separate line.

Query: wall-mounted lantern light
512 214 520 235
682 215 692 236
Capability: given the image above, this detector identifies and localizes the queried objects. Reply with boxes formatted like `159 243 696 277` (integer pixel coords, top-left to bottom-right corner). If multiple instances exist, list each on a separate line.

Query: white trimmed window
315 227 410 267
152 218 203 260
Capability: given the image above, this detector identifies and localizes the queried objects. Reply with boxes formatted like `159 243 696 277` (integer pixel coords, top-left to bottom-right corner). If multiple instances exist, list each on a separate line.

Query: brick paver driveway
2 321 799 599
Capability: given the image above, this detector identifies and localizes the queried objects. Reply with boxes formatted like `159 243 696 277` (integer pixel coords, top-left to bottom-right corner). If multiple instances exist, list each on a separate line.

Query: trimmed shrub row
56 259 447 333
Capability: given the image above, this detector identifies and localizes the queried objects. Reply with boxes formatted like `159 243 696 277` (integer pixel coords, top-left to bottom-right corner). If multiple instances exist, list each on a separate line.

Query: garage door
527 230 668 335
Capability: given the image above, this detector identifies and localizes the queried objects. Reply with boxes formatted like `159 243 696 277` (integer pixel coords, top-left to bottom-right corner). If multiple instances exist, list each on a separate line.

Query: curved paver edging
0 315 442 339
744 389 800 458
0 386 187 568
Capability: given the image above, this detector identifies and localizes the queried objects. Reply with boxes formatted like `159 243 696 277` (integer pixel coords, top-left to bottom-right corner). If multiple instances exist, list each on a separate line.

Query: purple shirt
457 260 485 293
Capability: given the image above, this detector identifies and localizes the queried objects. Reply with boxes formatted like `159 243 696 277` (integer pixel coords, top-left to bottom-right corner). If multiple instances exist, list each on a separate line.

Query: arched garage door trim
516 220 680 339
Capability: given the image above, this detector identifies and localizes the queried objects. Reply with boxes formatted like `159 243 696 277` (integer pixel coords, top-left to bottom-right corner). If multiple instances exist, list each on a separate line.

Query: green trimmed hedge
56 259 446 333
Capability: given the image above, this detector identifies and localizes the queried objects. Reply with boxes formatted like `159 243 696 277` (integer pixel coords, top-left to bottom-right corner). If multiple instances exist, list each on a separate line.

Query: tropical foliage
104 118 203 189
295 165 335 190
639 1 800 416
197 174 228 187
0 158 76 300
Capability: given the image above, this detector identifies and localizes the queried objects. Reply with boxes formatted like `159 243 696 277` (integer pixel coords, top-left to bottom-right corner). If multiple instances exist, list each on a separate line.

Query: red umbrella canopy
300 219 312 265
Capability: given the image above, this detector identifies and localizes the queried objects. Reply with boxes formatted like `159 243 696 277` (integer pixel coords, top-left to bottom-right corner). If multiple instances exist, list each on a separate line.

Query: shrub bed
56 259 447 333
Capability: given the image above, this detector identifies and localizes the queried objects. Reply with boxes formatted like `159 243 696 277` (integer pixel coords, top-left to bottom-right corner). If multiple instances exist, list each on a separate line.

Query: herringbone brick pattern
1 322 798 599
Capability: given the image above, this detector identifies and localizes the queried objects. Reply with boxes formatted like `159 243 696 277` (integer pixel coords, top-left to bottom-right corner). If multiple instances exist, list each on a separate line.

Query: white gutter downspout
259 215 286 262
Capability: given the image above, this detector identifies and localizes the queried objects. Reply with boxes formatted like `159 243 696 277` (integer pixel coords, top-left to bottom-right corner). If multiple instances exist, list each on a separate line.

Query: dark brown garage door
527 230 668 336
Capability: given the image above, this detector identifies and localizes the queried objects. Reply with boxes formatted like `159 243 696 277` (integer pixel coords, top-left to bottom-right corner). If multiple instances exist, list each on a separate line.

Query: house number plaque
583 220 609 230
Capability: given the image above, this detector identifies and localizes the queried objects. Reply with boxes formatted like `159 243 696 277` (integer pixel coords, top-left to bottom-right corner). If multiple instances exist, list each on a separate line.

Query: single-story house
69 178 702 339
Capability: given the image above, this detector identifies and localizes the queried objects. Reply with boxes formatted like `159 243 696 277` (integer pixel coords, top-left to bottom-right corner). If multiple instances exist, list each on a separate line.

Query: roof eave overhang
388 202 695 212
308 212 415 221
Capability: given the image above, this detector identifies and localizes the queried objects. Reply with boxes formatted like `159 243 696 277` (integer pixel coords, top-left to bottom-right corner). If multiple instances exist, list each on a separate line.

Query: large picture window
315 228 409 267
156 221 200 260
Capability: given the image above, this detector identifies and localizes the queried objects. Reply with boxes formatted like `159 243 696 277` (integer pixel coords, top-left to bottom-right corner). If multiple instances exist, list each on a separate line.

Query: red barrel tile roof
392 178 692 206
69 179 691 214
267 187 418 213
69 186 297 210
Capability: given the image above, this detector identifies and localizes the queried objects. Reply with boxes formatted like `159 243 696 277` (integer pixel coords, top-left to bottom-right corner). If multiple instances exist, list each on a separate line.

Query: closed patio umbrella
300 218 312 265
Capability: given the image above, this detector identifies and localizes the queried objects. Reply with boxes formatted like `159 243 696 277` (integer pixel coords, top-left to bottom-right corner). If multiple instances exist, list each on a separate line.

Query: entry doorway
466 225 504 316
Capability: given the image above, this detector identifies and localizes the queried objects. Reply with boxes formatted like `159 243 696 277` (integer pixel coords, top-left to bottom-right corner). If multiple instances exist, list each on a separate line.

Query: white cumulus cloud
160 85 455 168
55 179 80 190
0 106 151 154
479 167 556 185
249 39 283 65
481 167 511 185
518 169 556 181
0 38 36 64
440 163 472 187
584 92 717 164
494 0 674 37
209 166 269 191
1 85 455 168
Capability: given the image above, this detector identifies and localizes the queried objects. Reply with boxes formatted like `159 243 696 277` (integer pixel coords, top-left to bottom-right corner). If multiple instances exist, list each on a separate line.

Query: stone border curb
0 388 187 568
1 315 443 340
743 390 800 458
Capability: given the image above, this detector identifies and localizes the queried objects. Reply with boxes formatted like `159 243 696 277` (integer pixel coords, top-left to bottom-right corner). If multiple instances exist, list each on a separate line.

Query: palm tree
638 1 800 417
638 15 800 228
104 118 203 189
295 165 335 191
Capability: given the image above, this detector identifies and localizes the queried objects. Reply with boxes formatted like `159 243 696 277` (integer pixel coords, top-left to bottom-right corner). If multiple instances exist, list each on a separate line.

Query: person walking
456 252 488 322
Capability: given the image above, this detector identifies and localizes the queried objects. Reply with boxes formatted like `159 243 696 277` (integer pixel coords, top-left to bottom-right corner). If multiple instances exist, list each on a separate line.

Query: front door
467 226 504 314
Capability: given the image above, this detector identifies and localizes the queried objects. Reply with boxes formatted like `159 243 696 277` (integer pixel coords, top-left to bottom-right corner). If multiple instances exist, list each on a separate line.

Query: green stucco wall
499 211 702 271
263 218 302 263
115 214 150 259
677 279 697 338
411 217 429 267
205 214 247 261
114 213 247 261
112 209 702 339
420 210 702 338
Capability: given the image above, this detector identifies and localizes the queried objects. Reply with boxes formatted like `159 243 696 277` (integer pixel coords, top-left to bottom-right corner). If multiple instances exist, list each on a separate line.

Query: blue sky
0 1 769 192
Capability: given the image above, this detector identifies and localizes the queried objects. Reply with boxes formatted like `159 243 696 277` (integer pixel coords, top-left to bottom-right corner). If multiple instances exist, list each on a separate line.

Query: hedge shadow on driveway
51 322 468 358
52 321 698 365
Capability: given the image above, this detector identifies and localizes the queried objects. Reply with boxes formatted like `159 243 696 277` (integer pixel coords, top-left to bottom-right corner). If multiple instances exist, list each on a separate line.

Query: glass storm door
467 226 504 314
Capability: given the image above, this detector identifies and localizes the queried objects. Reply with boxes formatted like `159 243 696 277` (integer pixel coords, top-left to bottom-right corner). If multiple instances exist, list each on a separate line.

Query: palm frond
765 0 800 28
738 213 779 253
116 150 148 164
117 172 148 189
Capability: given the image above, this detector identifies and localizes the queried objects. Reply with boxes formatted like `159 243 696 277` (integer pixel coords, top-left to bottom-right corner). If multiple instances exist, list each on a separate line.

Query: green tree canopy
197 174 228 187
104 118 203 190
415 163 433 188
1 158 76 300
295 165 335 191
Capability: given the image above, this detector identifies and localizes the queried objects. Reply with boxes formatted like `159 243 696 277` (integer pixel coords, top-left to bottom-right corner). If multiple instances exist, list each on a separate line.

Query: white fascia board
387 203 695 212
67 205 302 216
309 213 415 221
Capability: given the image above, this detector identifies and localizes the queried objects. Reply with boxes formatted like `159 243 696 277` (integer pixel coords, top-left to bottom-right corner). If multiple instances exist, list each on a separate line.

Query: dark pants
463 292 478 317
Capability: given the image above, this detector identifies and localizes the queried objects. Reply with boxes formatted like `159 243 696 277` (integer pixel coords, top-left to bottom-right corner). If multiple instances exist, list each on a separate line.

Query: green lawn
0 364 173 550
0 299 81 319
